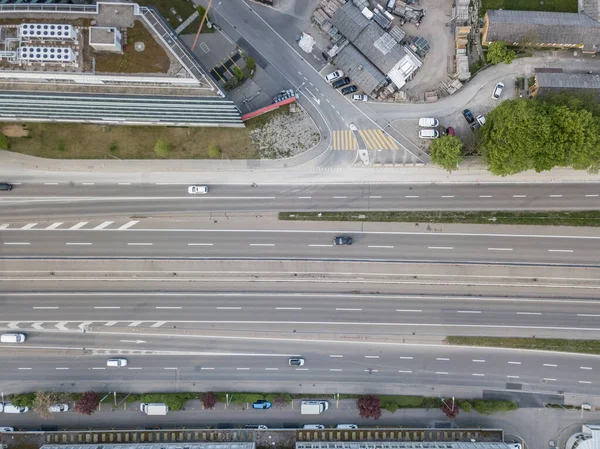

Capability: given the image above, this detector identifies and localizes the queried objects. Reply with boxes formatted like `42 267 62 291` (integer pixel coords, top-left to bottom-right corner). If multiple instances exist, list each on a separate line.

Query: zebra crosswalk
330 129 401 151
331 130 358 151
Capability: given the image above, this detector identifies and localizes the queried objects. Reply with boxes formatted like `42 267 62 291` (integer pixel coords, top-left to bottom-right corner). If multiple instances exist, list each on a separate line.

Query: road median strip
446 336 600 355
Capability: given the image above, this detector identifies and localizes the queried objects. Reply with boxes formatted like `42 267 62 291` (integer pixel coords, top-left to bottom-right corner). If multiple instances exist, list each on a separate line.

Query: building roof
353 22 407 73
536 71 600 90
332 1 370 41
90 27 118 45
335 44 387 94
582 0 600 22
485 9 600 52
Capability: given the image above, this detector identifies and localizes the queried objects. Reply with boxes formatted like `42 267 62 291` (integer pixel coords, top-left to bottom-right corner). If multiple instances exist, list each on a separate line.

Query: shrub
74 391 100 415
440 402 460 418
357 395 381 419
270 394 291 408
0 133 8 150
208 142 221 159
473 399 518 415
154 139 170 158
245 57 256 72
12 392 35 408
459 400 472 412
202 392 217 410
233 66 244 82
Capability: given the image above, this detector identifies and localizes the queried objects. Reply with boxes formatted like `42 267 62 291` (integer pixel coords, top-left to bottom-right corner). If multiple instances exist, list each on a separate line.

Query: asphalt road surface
3 183 600 219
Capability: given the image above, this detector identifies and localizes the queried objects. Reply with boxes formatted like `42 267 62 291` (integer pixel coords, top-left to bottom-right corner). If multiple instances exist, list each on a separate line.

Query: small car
476 114 486 126
332 77 350 89
445 127 455 136
48 404 69 413
244 424 268 430
418 117 439 127
351 94 368 102
0 427 14 432
418 129 439 139
188 185 209 194
3 403 28 414
492 82 504 99
107 358 128 367
336 424 359 429
462 109 475 124
289 358 305 366
252 400 272 409
303 424 325 429
333 236 353 245
0 183 12 191
341 85 357 95
325 70 344 82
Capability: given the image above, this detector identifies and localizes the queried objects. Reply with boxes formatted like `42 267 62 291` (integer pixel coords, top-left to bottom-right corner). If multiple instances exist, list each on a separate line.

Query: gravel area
248 105 320 159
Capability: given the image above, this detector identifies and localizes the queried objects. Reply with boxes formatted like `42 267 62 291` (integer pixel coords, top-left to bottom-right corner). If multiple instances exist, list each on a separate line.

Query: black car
333 236 353 245
341 85 357 95
0 183 13 191
332 77 350 89
462 109 475 124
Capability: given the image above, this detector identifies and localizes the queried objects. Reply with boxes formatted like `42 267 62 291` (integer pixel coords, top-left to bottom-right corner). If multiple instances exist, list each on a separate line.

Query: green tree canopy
430 136 463 172
486 41 516 65
479 98 600 175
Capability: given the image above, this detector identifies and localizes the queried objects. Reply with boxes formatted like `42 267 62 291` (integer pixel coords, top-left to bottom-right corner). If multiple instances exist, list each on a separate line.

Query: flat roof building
89 27 122 53
533 71 600 97
334 44 387 95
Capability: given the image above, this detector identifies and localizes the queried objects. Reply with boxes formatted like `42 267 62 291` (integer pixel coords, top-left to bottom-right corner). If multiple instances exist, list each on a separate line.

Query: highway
3 183 600 219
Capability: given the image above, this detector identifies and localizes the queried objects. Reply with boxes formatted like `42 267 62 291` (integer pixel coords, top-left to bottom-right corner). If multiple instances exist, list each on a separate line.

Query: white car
289 357 305 366
325 70 344 82
492 82 504 99
0 427 14 432
107 358 128 367
476 114 486 126
303 424 325 429
418 117 439 127
48 404 69 413
188 185 209 194
336 424 358 429
351 94 368 102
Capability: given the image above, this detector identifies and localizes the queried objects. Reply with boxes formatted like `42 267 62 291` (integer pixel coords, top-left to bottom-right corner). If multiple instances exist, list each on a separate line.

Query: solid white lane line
44 182 59 185
155 306 182 309
275 307 302 310
4 242 30 245
364 369 379 372
488 248 513 251
543 378 557 381
69 222 88 230
308 244 333 247
298 196 312 199
127 242 153 246
296 368 309 371
435 371 448 375
577 314 600 317
508 361 521 365
580 366 593 370
66 242 92 246
543 364 558 367
456 310 482 314
548 249 574 253
94 221 114 230
585 194 599 197
336 308 362 311
91 367 105 370
441 195 454 198
333 196 347 199
21 223 38 230
249 243 275 246
369 196 382 199
119 221 140 230
217 307 242 310
94 306 120 309
365 355 380 359
33 306 59 309
516 312 542 315
18 367 32 370
396 309 422 312
398 370 413 373
472 359 486 363
118 183 131 185
188 243 214 246
479 195 492 198
507 375 520 379
368 245 394 248
200 367 215 370
579 380 592 384
436 358 450 361
428 246 453 250
164 367 178 370
405 195 419 198
513 195 527 198
330 368 343 371
55 367 69 370
472 373 485 377
128 367 142 370
330 355 343 358
549 195 563 198
265 368 279 371
399 357 413 360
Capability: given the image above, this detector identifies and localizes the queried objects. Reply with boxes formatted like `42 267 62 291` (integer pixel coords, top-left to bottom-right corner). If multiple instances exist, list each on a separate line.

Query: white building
89 27 122 53
567 424 600 449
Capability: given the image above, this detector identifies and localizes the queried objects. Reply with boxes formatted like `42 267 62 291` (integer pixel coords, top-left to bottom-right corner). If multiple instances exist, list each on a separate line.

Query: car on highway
0 183 12 191
332 77 350 89
333 236 353 245
3 403 28 414
462 109 475 124
0 427 14 432
289 357 305 366
0 333 26 343
48 404 69 413
107 358 128 367
325 70 344 82
188 185 209 194
336 424 358 429
303 425 325 429
351 94 368 102
492 82 504 99
341 85 357 95
252 400 271 409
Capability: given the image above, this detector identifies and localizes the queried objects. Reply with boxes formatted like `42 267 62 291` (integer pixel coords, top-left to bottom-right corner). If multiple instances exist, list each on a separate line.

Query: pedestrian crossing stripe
359 129 401 150
331 130 358 151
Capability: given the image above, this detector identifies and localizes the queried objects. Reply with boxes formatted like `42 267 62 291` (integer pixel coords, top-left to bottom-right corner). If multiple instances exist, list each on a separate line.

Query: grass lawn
137 0 213 34
2 123 258 160
481 0 578 14
447 336 600 355
278 210 600 227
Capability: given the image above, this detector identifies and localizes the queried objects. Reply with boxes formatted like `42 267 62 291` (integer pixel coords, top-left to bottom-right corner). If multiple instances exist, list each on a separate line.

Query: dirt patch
256 430 296 449
246 104 320 159
1 125 29 138
1 432 44 449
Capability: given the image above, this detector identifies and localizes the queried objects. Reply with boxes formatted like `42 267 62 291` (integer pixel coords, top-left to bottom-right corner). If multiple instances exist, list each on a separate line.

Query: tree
440 402 460 419
34 391 60 419
0 133 8 150
430 136 463 172
233 66 244 82
154 139 170 158
357 395 381 419
245 57 256 72
202 392 217 410
74 391 99 415
208 142 222 159
486 41 516 65
12 392 35 408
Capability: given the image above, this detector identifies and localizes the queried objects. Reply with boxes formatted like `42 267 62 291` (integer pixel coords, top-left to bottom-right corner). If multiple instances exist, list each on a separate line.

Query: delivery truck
300 400 328 415
140 403 169 415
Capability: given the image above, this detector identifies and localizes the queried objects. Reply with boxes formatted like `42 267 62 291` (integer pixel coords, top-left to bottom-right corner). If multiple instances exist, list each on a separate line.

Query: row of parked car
325 70 367 101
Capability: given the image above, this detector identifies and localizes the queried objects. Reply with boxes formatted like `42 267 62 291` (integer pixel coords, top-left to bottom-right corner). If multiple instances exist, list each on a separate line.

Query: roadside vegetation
481 0 577 15
279 210 600 227
447 336 600 355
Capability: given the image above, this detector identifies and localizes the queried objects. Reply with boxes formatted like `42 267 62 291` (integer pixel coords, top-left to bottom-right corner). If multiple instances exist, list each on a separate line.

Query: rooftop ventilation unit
19 24 78 41
18 46 76 63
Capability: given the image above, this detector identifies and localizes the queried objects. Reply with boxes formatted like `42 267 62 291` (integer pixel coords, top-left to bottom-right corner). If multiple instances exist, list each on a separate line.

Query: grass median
446 336 600 355
279 211 600 227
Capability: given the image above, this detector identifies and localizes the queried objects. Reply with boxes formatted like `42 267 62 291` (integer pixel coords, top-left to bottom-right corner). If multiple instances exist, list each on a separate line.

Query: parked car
0 427 14 432
303 425 325 430
351 94 368 102
341 85 357 95
332 77 350 89
333 236 353 245
325 70 344 82
476 114 486 126
492 82 504 99
418 117 439 127
445 127 455 136
336 424 359 429
418 129 439 139
289 358 305 366
252 400 271 409
48 404 69 413
3 403 28 414
188 185 209 194
462 109 475 124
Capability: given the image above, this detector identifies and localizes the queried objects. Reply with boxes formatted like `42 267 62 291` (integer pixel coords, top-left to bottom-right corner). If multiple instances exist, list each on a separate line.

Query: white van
336 424 358 429
418 117 439 127
303 424 325 429
0 333 26 343
418 129 439 139
140 403 169 415
3 403 29 414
